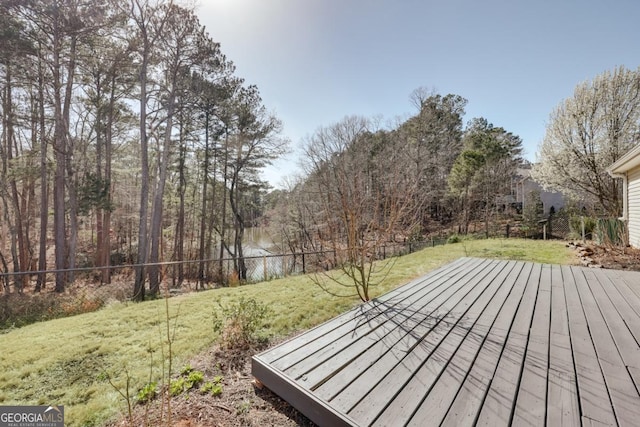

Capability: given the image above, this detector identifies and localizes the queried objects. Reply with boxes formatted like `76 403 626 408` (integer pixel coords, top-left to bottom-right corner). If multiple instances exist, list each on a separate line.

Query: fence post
302 252 306 274
282 255 286 278
263 256 267 282
581 216 586 242
543 223 547 240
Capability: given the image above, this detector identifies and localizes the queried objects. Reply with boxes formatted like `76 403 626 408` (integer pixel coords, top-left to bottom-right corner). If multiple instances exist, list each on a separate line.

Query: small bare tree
302 116 422 302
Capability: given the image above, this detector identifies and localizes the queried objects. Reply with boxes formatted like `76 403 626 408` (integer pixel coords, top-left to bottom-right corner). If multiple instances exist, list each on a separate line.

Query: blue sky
198 0 640 187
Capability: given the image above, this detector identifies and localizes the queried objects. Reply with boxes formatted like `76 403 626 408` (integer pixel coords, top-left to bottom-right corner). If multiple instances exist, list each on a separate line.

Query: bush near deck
0 239 573 426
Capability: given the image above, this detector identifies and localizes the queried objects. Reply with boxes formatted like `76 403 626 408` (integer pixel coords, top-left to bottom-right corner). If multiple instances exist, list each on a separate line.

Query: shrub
213 297 271 349
447 234 461 244
569 215 597 240
0 292 104 330
595 218 626 246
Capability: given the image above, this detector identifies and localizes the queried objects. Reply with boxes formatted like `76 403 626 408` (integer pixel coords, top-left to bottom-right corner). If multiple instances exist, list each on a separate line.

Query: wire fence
0 215 622 329
0 239 449 328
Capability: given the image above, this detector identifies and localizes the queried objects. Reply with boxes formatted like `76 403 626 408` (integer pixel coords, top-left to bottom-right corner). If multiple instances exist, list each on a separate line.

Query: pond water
240 227 293 281
243 227 280 256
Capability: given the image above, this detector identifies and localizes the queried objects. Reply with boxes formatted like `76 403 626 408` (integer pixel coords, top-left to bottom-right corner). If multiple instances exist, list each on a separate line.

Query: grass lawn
0 239 574 426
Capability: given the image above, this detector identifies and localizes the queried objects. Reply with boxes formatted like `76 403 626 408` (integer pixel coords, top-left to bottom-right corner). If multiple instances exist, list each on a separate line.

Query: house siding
628 166 640 248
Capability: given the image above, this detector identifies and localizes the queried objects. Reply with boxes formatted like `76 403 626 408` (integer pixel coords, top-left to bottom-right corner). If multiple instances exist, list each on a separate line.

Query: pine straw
105 340 316 427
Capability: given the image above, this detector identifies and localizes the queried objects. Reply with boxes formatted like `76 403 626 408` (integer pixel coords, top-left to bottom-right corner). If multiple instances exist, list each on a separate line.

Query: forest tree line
2 0 638 302
0 0 286 300
270 65 640 282
264 92 524 300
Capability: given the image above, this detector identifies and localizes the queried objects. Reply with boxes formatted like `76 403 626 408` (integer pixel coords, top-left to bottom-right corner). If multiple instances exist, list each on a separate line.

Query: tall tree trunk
134 38 150 301
197 109 210 288
67 154 79 283
205 139 219 281
148 86 176 296
218 132 229 279
101 73 117 284
229 168 247 280
4 62 29 292
52 10 67 292
35 45 48 292
63 34 78 284
95 76 105 281
173 125 186 288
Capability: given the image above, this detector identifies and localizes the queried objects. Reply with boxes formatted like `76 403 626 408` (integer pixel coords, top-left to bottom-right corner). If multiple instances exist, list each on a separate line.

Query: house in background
514 168 566 215
608 144 640 249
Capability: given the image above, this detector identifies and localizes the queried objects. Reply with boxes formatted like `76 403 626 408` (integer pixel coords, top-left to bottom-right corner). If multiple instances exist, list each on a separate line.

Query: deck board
252 257 640 426
328 258 501 416
546 264 580 427
441 261 532 426
407 261 526 426
312 258 488 400
512 263 550 426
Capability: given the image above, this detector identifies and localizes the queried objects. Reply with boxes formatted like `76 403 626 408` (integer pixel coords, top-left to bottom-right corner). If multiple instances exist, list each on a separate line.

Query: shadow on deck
252 257 640 426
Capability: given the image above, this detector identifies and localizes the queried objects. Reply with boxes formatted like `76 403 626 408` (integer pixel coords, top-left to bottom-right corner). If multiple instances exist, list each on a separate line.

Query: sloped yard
0 239 573 426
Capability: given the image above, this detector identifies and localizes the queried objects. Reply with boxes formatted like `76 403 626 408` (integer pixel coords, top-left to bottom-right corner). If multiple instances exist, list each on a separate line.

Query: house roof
608 143 640 176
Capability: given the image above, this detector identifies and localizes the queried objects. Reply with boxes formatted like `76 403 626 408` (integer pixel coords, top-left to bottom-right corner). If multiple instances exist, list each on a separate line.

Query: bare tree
303 117 422 301
397 93 467 224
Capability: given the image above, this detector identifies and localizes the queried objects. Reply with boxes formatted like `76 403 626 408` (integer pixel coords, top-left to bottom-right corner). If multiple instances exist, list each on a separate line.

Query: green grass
0 238 573 426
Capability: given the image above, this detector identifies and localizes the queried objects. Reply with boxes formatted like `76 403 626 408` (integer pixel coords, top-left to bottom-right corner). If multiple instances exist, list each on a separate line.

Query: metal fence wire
0 241 445 328
0 216 624 328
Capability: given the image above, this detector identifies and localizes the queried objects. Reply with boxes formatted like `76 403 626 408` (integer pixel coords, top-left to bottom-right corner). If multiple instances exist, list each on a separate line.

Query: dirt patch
569 241 640 271
588 245 640 270
106 339 316 427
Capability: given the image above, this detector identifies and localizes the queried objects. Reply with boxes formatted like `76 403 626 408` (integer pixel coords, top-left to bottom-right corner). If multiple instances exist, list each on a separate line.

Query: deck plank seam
316 260 503 406
287 259 496 385
369 260 518 425
274 259 484 371
429 261 529 425
466 261 536 426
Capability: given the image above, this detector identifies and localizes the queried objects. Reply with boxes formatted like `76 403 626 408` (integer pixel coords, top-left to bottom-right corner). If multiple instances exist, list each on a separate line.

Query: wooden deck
252 257 640 426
